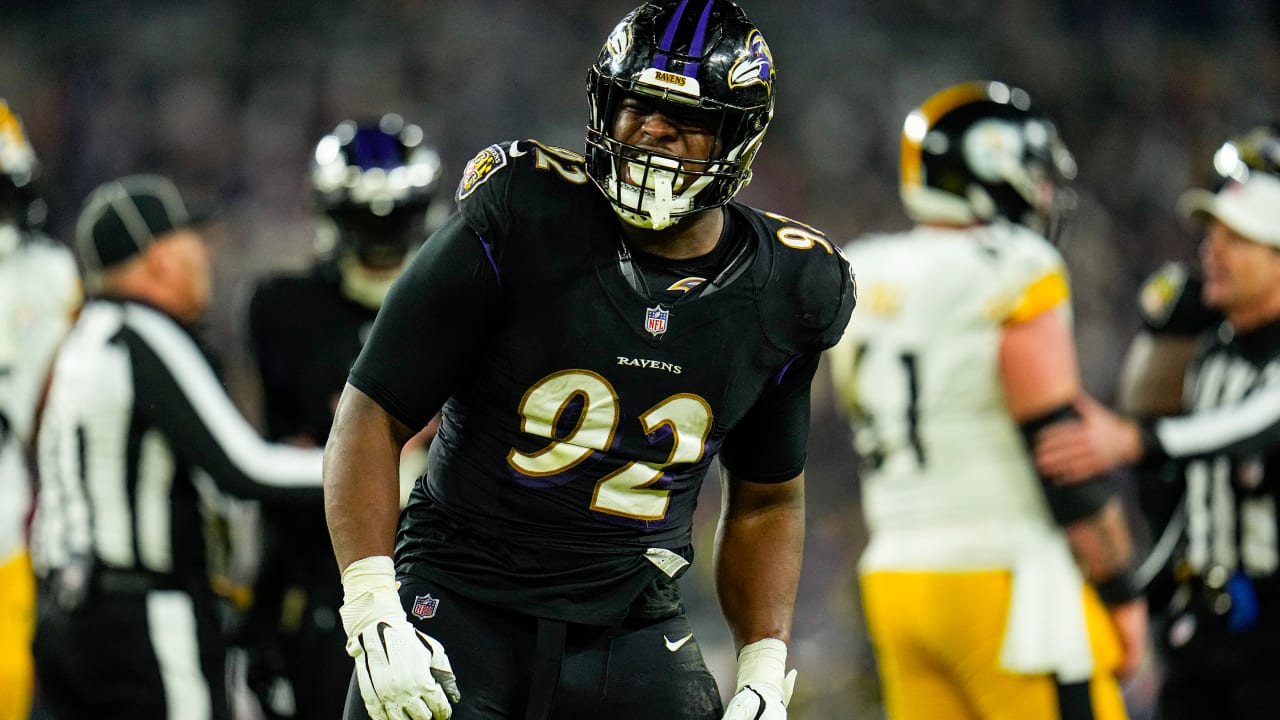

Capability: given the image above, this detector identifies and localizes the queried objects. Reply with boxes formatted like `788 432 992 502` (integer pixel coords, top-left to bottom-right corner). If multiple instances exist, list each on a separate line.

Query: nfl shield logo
645 305 670 337
411 594 440 619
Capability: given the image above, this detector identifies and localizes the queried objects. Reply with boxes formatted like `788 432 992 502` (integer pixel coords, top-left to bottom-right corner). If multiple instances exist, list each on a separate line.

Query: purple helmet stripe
652 0 690 71
683 0 714 77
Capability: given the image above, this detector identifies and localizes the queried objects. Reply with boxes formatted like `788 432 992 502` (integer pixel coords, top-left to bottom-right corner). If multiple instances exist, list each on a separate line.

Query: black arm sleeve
719 352 821 483
123 322 322 502
1019 404 1118 524
347 210 502 430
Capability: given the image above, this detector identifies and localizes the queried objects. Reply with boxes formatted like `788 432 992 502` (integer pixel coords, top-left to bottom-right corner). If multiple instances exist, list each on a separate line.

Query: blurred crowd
5 0 1280 717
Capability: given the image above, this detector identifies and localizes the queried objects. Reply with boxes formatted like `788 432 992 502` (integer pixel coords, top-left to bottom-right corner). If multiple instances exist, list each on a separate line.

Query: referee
29 175 324 720
1033 147 1280 719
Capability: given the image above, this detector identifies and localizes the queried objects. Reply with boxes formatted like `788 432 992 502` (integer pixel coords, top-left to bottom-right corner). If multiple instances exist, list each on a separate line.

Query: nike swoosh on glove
340 556 460 720
721 638 797 720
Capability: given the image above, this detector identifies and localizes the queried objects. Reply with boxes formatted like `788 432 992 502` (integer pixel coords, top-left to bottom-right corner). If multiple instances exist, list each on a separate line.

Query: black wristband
1139 420 1168 462
1094 567 1143 606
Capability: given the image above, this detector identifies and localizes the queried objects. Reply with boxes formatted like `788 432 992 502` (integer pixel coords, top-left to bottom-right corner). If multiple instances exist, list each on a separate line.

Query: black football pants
33 587 228 720
343 574 723 720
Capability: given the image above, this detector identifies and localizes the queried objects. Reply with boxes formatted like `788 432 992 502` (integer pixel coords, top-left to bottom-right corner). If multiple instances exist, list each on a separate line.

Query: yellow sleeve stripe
1002 269 1070 324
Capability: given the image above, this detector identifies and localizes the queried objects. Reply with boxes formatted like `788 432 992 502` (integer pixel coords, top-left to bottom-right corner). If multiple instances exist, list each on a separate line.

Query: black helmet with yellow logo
899 81 1077 240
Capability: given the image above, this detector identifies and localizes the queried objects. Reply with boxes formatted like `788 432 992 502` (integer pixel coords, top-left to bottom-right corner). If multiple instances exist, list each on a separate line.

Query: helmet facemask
585 1 774 231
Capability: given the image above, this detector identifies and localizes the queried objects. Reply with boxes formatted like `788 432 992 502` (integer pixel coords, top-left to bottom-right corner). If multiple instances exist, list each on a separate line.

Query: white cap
1177 172 1280 248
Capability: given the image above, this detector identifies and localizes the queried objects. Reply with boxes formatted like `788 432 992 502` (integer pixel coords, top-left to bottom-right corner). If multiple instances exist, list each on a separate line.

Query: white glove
721 638 797 720
339 556 460 720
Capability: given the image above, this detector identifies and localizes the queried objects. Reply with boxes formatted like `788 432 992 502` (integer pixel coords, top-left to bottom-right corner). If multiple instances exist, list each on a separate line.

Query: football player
829 81 1145 719
242 113 448 719
0 99 79 720
322 2 856 719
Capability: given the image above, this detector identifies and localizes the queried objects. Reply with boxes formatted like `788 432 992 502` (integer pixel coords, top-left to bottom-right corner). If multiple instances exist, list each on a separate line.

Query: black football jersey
250 261 377 444
249 261 378 591
350 139 856 624
1137 260 1221 336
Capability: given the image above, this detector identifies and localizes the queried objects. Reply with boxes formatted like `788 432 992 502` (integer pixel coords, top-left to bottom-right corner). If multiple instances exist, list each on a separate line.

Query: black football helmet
311 113 446 269
1210 121 1280 186
900 81 1077 239
586 0 775 230
0 99 46 232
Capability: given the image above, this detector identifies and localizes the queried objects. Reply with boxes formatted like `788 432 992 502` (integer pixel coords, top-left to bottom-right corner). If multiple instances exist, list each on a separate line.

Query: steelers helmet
900 81 1077 239
0 99 46 230
586 0 775 230
311 113 446 268
1209 121 1280 186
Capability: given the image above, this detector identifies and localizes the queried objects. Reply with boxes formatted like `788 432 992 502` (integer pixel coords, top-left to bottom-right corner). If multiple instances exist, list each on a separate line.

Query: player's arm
324 211 496 720
1035 361 1280 481
715 470 804 647
1001 308 1147 679
1117 260 1214 419
715 353 823 718
324 384 416 567
1116 331 1196 419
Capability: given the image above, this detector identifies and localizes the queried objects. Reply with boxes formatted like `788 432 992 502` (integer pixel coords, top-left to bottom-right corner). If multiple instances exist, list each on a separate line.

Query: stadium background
5 1 1280 717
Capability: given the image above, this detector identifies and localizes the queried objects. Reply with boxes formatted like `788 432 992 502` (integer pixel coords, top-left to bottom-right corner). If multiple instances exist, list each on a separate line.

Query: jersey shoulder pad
980 223 1068 325
1137 261 1218 335
746 206 857 352
19 233 81 309
454 139 594 245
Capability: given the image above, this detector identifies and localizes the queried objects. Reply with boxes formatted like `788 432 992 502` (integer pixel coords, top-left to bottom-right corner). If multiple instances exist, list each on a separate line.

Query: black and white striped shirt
31 297 322 589
1149 318 1280 581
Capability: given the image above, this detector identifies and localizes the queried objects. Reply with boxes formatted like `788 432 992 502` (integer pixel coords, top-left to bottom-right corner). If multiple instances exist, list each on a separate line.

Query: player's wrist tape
1094 566 1143 606
338 555 404 644
735 638 793 704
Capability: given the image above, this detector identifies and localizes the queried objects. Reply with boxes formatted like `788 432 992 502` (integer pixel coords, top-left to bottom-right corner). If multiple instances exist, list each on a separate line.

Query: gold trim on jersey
999 267 1070 324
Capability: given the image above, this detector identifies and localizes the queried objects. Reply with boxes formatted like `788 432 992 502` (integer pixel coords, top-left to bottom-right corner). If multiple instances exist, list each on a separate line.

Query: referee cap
76 174 215 272
1178 171 1280 249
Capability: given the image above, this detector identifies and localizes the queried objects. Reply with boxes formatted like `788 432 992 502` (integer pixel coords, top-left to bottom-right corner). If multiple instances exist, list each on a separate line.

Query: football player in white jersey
829 81 1146 720
0 99 80 720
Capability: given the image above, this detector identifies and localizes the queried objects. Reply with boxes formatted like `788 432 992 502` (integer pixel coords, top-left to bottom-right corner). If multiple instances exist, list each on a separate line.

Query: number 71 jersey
829 222 1070 561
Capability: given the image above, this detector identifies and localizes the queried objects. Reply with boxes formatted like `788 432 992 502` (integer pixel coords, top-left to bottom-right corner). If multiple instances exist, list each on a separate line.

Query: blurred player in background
0 99 79 720
1035 121 1280 720
322 1 857 718
242 113 448 719
830 81 1146 720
